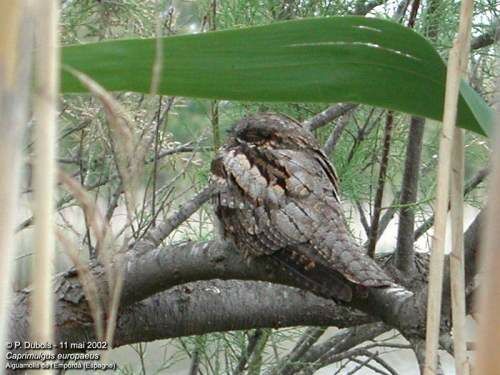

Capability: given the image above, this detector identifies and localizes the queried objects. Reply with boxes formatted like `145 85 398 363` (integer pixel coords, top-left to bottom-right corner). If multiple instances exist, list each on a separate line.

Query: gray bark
394 117 425 274
7 212 481 350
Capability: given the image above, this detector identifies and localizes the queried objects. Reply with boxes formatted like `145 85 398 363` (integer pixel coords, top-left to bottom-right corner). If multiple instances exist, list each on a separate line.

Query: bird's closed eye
237 128 272 143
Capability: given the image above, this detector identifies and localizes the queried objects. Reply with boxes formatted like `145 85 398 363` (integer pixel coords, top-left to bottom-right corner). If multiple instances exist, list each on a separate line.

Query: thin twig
346 351 379 375
288 323 389 375
368 112 394 258
151 97 175 227
79 128 94 257
345 109 383 165
349 357 391 375
189 347 201 375
233 329 265 375
355 201 371 237
267 327 326 375
304 347 397 375
362 191 402 249
17 174 113 233
156 144 212 159
140 185 217 249
303 103 358 131
105 182 123 223
414 168 488 240
247 329 270 375
151 97 164 228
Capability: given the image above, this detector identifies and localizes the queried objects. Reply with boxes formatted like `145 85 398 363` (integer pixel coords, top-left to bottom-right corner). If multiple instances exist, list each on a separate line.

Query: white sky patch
189 23 199 33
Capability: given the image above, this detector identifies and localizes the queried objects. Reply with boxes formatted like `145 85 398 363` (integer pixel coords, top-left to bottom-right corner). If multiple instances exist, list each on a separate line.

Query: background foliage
15 0 497 373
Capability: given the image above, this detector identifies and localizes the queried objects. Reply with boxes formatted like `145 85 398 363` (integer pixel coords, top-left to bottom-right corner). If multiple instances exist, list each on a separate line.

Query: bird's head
226 112 317 149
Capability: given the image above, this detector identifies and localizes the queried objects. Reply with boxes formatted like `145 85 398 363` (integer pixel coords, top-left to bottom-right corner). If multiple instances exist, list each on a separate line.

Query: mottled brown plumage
211 113 392 302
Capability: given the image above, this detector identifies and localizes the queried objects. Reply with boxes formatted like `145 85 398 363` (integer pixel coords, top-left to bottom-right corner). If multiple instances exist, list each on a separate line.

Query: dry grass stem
56 230 105 340
58 170 109 254
31 1 59 373
65 67 141 222
0 1 34 369
476 79 500 374
424 0 475 373
102 262 125 361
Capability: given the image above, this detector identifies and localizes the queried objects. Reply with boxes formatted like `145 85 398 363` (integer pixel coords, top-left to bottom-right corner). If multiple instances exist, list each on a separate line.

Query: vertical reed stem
31 1 59 372
450 128 468 375
424 0 474 373
0 1 33 369
476 84 500 374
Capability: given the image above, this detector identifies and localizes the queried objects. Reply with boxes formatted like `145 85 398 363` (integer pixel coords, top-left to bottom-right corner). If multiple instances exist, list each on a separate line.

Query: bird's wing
264 148 393 288
312 148 341 202
217 144 392 294
212 148 292 256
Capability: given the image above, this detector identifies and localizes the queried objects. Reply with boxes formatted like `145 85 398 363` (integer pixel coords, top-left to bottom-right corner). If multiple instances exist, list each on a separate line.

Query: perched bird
211 113 392 302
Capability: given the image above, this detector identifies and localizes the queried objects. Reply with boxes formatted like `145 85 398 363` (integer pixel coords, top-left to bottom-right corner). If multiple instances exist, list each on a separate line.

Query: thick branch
7 211 483 351
8 278 371 351
113 280 371 348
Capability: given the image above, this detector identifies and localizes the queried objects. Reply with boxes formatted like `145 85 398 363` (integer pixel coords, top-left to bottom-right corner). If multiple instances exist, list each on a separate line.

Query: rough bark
7 212 481 352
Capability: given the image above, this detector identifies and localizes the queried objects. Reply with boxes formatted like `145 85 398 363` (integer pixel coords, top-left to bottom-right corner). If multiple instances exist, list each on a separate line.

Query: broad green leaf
61 16 493 136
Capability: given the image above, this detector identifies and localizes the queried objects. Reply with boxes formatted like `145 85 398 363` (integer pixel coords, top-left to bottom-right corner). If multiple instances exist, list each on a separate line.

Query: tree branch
323 113 351 155
285 323 389 374
136 185 216 250
354 0 387 16
368 112 394 258
471 18 499 50
414 167 488 240
303 104 358 131
267 327 327 375
9 279 372 352
233 329 265 375
298 325 393 375
6 206 483 358
394 117 425 274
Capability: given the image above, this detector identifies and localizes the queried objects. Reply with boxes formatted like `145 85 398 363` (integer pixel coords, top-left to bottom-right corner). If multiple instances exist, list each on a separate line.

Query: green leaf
61 16 493 136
